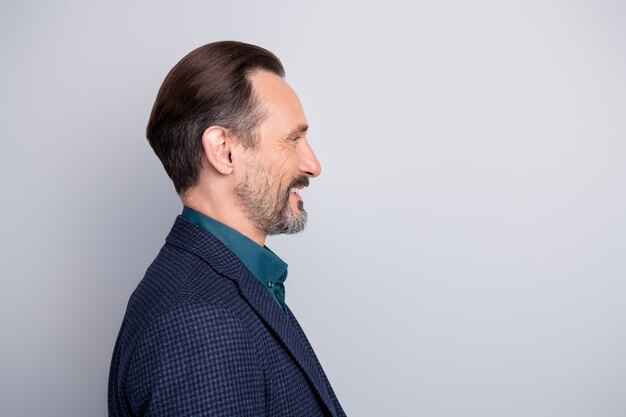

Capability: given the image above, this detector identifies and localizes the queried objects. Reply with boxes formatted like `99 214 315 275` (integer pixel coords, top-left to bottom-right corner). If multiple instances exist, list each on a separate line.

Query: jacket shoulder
109 240 267 416
124 302 266 416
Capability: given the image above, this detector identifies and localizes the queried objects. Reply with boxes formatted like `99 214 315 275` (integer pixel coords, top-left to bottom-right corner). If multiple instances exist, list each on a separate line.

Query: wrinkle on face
233 69 312 236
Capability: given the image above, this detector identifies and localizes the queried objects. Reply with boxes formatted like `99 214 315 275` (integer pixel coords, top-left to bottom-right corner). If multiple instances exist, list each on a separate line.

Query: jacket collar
164 215 338 416
181 206 288 309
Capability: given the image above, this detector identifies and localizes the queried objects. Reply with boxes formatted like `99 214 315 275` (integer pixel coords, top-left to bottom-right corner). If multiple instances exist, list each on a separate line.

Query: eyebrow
286 124 309 139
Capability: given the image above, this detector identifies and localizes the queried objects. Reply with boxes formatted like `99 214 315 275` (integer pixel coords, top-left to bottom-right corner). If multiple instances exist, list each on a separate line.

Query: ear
201 126 234 175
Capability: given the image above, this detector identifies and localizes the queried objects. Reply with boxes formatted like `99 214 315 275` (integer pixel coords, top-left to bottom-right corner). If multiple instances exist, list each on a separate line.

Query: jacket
108 214 346 416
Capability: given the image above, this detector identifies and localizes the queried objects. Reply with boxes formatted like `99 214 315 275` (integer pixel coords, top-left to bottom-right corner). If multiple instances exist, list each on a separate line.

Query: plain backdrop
1 1 625 416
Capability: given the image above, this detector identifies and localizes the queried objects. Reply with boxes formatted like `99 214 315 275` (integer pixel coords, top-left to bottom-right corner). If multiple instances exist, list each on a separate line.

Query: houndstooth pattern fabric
108 215 346 417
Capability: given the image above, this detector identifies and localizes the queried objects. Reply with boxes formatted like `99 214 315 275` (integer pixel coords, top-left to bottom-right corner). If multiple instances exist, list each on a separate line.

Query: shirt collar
181 206 288 308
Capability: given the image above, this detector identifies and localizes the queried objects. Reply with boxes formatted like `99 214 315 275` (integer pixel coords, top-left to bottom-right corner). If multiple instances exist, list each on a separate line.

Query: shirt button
268 282 274 288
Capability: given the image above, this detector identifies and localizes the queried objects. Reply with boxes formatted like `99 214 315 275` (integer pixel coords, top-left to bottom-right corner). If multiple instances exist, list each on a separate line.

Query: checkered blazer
108 215 346 416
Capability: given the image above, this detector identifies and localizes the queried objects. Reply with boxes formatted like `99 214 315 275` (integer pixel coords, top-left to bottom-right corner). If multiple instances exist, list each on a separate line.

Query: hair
146 41 286 195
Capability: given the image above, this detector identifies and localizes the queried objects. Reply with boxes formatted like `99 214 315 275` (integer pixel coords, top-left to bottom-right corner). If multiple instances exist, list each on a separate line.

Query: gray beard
234 171 308 236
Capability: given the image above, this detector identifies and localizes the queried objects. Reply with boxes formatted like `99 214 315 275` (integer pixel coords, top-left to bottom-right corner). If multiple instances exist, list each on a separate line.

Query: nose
299 139 322 178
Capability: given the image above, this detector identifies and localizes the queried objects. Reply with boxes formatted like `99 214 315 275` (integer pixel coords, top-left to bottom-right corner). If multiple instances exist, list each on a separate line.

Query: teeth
291 187 301 194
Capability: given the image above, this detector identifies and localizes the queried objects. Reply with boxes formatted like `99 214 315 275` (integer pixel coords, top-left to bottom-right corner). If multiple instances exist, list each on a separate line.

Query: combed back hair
146 41 286 195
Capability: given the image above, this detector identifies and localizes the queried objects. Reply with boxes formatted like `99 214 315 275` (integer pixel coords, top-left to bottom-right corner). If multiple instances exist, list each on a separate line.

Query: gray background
1 1 625 416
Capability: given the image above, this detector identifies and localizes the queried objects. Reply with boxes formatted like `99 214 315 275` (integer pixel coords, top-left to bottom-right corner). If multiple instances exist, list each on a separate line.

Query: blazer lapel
166 216 338 416
235 265 337 416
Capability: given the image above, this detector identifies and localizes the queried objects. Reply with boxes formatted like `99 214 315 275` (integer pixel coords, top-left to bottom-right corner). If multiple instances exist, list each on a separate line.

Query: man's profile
108 41 346 416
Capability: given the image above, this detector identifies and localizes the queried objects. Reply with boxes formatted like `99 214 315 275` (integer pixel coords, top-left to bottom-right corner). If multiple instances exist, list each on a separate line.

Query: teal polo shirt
181 206 288 310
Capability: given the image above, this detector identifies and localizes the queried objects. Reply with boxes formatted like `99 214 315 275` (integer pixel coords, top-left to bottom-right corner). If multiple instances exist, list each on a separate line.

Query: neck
182 190 267 246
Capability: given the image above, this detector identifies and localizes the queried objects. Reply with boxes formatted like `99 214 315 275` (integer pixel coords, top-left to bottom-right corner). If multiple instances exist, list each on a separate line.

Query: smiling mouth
290 187 303 200
288 176 310 203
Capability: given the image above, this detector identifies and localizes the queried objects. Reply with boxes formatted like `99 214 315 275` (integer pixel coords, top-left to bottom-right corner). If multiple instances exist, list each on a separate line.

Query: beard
234 158 310 236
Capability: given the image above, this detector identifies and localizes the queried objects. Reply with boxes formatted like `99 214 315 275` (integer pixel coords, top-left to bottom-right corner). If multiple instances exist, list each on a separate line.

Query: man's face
234 70 321 236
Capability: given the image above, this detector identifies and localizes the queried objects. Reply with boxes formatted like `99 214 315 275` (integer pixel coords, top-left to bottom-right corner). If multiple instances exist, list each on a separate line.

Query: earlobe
201 126 234 175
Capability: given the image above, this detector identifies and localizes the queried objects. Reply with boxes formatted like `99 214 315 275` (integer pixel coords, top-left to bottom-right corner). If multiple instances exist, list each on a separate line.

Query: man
108 41 346 417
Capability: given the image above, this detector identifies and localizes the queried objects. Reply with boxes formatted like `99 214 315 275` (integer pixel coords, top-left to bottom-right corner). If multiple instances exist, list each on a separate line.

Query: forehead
247 69 307 137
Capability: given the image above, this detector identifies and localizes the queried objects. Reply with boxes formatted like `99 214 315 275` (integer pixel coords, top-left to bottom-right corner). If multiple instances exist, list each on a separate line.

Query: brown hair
146 41 285 195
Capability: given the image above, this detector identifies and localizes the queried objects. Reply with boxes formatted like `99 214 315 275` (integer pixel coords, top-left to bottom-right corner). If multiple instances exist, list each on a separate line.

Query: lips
289 187 303 201
288 176 309 200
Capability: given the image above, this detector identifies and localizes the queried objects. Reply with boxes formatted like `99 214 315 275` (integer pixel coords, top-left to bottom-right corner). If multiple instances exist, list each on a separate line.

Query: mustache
288 175 310 190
